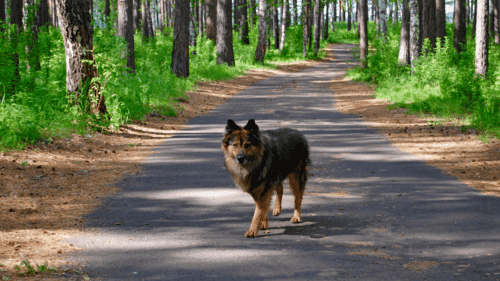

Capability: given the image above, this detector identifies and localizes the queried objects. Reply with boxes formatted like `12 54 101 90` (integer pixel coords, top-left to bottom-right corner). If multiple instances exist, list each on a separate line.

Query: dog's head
222 119 263 165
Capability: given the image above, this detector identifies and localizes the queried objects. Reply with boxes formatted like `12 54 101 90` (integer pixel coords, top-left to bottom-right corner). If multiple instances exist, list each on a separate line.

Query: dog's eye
244 143 251 148
232 143 238 147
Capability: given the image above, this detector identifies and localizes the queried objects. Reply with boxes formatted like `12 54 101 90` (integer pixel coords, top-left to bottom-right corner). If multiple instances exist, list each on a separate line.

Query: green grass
0 21 338 150
347 22 500 140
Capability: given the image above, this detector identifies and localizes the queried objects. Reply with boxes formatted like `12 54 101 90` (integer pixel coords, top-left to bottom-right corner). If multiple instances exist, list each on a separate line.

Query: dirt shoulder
1 44 499 280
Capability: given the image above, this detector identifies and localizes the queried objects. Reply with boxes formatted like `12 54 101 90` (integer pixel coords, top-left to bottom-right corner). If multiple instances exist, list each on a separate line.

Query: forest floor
0 44 499 280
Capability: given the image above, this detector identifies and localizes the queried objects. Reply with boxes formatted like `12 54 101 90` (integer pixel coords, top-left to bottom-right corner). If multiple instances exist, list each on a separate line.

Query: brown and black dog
222 119 310 237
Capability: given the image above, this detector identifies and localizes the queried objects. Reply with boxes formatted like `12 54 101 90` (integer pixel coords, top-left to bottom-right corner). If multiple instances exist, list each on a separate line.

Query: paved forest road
71 44 500 280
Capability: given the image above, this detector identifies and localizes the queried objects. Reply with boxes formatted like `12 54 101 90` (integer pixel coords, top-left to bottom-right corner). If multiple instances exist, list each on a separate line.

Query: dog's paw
259 219 268 230
290 216 301 224
245 229 259 238
272 206 281 216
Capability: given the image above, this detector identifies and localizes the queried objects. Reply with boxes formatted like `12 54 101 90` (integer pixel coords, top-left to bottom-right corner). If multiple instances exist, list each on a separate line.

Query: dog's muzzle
236 153 248 165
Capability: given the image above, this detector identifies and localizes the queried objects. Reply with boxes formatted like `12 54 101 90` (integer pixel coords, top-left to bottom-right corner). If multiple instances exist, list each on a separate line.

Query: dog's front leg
245 186 272 238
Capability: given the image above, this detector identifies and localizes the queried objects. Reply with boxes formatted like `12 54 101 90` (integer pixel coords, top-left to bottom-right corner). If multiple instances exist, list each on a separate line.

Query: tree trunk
303 0 309 56
133 0 140 30
466 0 470 25
435 0 446 42
142 0 151 41
308 0 312 48
473 0 477 36
217 0 235 66
394 0 398 26
359 0 368 68
409 0 419 68
206 0 217 41
249 0 255 27
118 0 136 72
374 0 379 32
454 0 467 53
475 0 488 76
255 0 267 62
398 0 410 66
273 1 279 49
490 0 495 37
380 0 387 38
240 0 249 43
323 2 328 40
313 0 320 55
494 0 499 44
234 0 240 31
292 0 297 25
0 0 4 24
199 0 204 36
56 0 106 115
280 0 288 53
331 1 335 32
171 0 190 77
421 0 436 50
36 0 51 27
347 0 351 30
104 0 111 22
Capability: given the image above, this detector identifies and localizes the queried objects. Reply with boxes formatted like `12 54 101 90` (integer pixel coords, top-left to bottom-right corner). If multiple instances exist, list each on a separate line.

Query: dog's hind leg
288 171 306 224
273 183 283 216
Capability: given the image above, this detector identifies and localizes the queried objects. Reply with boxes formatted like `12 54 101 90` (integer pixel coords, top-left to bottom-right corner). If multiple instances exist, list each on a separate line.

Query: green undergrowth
347 23 500 140
0 20 339 150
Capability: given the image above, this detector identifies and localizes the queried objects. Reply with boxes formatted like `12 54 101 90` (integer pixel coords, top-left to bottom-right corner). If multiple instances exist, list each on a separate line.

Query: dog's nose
236 154 246 164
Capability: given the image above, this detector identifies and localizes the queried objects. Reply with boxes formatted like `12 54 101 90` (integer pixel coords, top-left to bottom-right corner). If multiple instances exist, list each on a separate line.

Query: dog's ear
225 119 241 135
243 119 259 135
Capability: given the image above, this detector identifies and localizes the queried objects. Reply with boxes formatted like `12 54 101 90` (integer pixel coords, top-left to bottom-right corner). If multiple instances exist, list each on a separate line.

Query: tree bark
0 0 5 24
347 0 352 31
303 0 309 56
36 0 51 27
313 0 320 55
359 0 368 68
171 0 190 77
494 0 499 44
217 0 235 66
308 0 312 48
473 0 477 36
280 0 288 53
273 1 279 49
255 0 267 62
475 0 488 76
454 0 467 53
331 1 335 32
240 0 249 44
398 0 410 66
292 0 297 25
409 0 419 68
56 0 106 115
374 0 379 32
379 0 387 38
421 0 436 50
206 0 217 41
118 0 136 72
435 0 446 42
323 1 328 40
394 0 399 26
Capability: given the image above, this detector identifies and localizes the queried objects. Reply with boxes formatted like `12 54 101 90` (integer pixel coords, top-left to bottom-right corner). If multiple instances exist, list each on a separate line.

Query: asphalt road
70 44 500 280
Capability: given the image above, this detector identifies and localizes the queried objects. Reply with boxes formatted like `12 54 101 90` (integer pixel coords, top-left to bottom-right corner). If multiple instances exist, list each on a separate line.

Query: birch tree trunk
280 0 288 53
475 0 489 76
255 0 267 62
409 0 419 68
